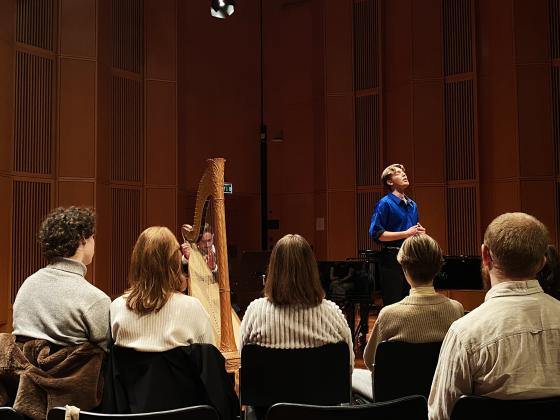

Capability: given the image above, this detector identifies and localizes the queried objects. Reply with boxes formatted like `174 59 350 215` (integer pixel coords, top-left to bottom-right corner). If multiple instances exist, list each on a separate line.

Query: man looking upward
369 164 425 306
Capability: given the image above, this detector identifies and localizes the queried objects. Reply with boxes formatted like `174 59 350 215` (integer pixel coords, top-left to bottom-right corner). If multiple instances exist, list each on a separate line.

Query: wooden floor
350 300 380 369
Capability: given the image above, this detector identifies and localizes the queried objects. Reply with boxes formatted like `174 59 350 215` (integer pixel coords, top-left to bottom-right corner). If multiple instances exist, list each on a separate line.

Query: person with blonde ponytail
110 226 214 351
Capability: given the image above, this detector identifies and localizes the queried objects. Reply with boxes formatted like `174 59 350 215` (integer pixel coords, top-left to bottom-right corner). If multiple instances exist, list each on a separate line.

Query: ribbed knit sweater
12 258 111 351
362 287 464 370
240 297 354 367
110 292 215 352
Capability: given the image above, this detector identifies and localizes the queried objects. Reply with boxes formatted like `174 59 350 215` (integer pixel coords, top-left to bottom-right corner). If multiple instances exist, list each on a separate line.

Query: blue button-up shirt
369 193 418 247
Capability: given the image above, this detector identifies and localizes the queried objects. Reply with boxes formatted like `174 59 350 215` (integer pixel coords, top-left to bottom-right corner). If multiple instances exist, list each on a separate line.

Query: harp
181 158 240 372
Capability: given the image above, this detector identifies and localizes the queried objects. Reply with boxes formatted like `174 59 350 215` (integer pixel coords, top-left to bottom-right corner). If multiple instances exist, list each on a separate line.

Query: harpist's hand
181 242 191 260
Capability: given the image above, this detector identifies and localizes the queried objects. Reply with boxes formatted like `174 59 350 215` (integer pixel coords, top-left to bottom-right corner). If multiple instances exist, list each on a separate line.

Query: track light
211 0 235 19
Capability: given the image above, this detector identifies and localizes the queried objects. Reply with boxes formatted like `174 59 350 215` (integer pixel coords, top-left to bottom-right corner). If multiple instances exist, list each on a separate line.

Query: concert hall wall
1 0 559 332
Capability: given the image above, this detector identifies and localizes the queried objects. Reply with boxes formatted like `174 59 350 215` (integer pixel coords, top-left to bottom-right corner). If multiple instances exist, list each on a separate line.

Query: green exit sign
224 183 233 194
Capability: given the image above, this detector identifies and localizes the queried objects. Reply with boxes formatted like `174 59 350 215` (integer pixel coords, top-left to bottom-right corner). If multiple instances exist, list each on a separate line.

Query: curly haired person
12 206 111 351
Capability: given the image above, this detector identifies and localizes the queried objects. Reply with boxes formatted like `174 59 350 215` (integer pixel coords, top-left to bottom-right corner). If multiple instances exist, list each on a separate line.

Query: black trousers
378 248 410 306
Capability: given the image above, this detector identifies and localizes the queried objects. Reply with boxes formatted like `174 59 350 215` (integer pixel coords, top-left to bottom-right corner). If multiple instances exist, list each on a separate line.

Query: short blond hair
264 234 325 306
126 226 184 315
397 234 443 283
381 163 405 191
484 212 549 279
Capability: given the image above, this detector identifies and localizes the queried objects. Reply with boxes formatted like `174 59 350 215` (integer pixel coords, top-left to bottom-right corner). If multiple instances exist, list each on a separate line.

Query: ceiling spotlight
211 0 235 19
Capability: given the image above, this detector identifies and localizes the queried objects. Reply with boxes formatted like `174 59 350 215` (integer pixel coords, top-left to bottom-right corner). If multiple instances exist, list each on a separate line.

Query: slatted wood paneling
112 0 143 73
447 186 478 256
553 67 560 176
14 51 54 174
16 0 55 51
443 0 472 76
110 188 141 296
11 181 51 302
353 0 378 91
112 76 143 182
556 181 560 246
444 80 475 181
357 190 383 251
550 0 560 60
355 95 381 186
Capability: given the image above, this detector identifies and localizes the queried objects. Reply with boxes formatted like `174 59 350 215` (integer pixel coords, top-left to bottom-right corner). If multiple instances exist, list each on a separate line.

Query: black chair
0 408 24 420
449 394 560 420
47 405 219 420
240 342 351 415
265 395 428 420
373 340 442 402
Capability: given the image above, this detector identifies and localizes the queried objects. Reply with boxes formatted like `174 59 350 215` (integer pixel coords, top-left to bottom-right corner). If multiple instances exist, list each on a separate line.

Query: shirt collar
387 192 411 206
409 286 436 296
48 257 87 277
484 279 543 301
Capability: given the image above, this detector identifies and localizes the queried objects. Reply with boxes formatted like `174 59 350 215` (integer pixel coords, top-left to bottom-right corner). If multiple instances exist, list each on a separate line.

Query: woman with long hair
240 234 353 367
110 226 214 351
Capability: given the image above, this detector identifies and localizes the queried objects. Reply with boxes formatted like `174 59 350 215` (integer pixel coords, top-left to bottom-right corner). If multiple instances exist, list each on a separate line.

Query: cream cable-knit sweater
240 297 355 367
362 286 464 370
111 292 215 352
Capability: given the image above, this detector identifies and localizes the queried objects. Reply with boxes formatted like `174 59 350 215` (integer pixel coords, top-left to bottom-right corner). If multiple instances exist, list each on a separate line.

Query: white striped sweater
240 297 355 368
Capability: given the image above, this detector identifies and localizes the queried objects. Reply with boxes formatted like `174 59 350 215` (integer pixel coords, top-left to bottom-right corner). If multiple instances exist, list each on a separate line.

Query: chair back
0 408 24 420
373 340 442 402
239 342 350 408
47 405 220 420
265 395 428 420
449 395 560 420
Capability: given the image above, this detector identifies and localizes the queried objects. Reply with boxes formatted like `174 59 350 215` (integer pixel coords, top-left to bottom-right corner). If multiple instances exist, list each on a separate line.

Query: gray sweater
12 258 111 351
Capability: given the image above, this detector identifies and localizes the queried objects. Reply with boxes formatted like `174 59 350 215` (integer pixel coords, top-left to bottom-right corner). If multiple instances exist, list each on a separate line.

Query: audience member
537 244 560 301
428 212 560 420
352 234 464 400
12 206 110 350
240 234 354 367
111 226 214 350
3 206 109 419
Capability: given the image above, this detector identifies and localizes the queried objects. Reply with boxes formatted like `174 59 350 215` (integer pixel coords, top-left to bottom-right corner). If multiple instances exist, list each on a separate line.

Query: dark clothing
369 193 418 247
101 343 239 420
378 248 410 306
369 193 417 306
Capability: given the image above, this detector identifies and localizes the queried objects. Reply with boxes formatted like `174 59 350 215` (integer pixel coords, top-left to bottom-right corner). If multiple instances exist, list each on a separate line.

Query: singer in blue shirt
369 164 426 305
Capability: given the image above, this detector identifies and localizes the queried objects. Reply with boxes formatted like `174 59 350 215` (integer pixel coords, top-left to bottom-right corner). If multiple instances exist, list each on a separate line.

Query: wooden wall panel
385 84 413 166
0 1 15 174
110 187 141 297
356 190 382 252
443 0 473 76
447 186 478 256
112 0 143 73
326 95 355 190
513 0 550 64
14 52 54 175
327 190 356 259
16 0 55 51
145 187 176 229
0 177 11 328
145 0 176 81
353 0 378 91
355 94 381 186
145 81 176 186
384 0 412 88
58 180 95 207
59 58 96 178
444 80 476 181
517 65 553 177
414 186 447 252
412 0 443 79
11 180 52 302
112 76 143 182
413 81 445 183
520 180 557 243
59 0 96 58
325 0 353 94
268 193 315 250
